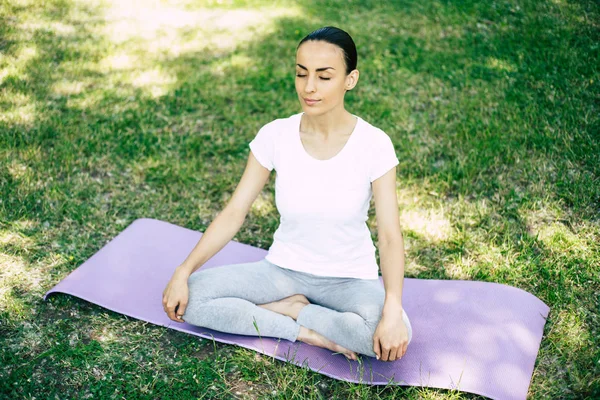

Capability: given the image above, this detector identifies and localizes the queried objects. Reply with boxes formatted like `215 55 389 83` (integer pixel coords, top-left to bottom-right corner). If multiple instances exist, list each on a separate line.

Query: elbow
221 204 248 224
378 231 403 249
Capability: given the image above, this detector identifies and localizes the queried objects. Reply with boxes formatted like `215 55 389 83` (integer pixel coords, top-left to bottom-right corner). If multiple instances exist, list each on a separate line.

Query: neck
301 104 353 138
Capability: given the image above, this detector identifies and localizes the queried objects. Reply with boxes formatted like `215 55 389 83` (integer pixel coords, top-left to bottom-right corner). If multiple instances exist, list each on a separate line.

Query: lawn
1 0 598 398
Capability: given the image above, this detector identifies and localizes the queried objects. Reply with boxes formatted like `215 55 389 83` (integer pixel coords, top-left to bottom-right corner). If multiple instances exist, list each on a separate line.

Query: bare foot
297 326 358 361
257 294 309 320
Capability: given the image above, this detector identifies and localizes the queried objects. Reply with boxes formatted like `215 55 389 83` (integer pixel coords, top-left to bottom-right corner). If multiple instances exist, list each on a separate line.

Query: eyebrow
296 63 335 72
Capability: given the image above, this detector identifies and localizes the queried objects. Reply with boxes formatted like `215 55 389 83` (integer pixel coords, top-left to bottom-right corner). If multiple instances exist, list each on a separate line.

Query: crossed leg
182 260 358 359
258 294 358 360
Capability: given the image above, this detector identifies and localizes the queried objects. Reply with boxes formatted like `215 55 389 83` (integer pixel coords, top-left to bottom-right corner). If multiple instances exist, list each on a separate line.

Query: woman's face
295 40 358 116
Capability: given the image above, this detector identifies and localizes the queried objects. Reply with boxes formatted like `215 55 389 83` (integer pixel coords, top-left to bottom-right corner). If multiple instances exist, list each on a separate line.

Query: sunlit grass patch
535 222 588 252
0 90 37 125
400 208 453 243
0 253 37 317
99 1 302 52
250 191 275 218
548 308 591 352
486 57 518 73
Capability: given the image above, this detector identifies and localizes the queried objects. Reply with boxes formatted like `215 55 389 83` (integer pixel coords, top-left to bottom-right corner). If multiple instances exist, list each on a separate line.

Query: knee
342 313 379 357
355 303 383 329
186 270 219 305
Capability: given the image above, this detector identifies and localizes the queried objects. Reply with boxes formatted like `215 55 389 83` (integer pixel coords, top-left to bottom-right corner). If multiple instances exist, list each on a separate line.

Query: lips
304 98 320 106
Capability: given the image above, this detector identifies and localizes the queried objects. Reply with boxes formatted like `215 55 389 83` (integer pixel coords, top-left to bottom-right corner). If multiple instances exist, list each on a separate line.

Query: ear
345 69 360 91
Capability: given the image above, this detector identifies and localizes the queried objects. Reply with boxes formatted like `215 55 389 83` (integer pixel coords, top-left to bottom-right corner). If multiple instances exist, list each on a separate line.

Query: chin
300 105 327 115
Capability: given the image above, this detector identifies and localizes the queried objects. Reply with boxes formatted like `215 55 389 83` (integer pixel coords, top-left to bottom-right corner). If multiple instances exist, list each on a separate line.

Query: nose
304 75 317 93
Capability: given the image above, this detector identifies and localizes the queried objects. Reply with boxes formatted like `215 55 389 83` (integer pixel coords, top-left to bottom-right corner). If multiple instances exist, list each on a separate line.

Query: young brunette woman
162 26 412 362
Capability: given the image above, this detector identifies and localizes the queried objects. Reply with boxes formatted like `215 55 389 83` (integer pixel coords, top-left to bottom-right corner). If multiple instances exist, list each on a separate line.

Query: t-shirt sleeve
248 123 275 171
368 130 399 182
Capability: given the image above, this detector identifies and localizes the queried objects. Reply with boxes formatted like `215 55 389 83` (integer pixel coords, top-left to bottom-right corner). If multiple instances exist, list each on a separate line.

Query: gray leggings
182 258 412 357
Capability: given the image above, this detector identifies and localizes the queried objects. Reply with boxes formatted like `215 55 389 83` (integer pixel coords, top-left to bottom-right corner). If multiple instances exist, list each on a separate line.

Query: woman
162 26 412 362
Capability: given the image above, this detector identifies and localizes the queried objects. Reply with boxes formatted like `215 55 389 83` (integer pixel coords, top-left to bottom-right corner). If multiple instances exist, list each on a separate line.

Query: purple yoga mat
44 218 549 400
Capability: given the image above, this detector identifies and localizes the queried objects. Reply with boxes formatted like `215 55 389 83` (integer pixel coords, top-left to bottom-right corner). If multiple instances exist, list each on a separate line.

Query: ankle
297 326 312 342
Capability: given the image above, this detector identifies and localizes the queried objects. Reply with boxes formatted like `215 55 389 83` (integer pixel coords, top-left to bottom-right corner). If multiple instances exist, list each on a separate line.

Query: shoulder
257 113 301 136
356 116 394 149
355 116 399 181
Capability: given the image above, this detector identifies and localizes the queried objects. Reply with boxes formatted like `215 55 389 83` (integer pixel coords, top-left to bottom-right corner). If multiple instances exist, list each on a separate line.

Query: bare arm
162 151 271 322
176 151 271 277
373 167 405 308
370 167 409 362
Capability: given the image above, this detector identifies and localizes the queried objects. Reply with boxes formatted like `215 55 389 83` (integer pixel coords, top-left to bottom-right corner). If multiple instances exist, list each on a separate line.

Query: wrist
175 264 193 278
383 295 403 312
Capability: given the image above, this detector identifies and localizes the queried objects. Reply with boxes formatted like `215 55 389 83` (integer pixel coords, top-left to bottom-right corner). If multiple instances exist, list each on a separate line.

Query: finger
372 336 381 360
177 302 188 320
166 304 178 322
402 341 408 358
393 346 403 361
386 346 396 362
381 346 390 362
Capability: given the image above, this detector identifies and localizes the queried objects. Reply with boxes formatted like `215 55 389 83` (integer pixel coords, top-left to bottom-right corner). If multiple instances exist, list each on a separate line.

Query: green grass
1 0 598 398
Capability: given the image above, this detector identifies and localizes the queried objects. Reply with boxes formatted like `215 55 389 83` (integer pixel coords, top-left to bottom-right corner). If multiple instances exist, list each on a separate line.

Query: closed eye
296 74 331 80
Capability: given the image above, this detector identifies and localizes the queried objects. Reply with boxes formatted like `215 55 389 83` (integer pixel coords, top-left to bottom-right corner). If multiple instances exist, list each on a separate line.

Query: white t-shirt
249 112 399 279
